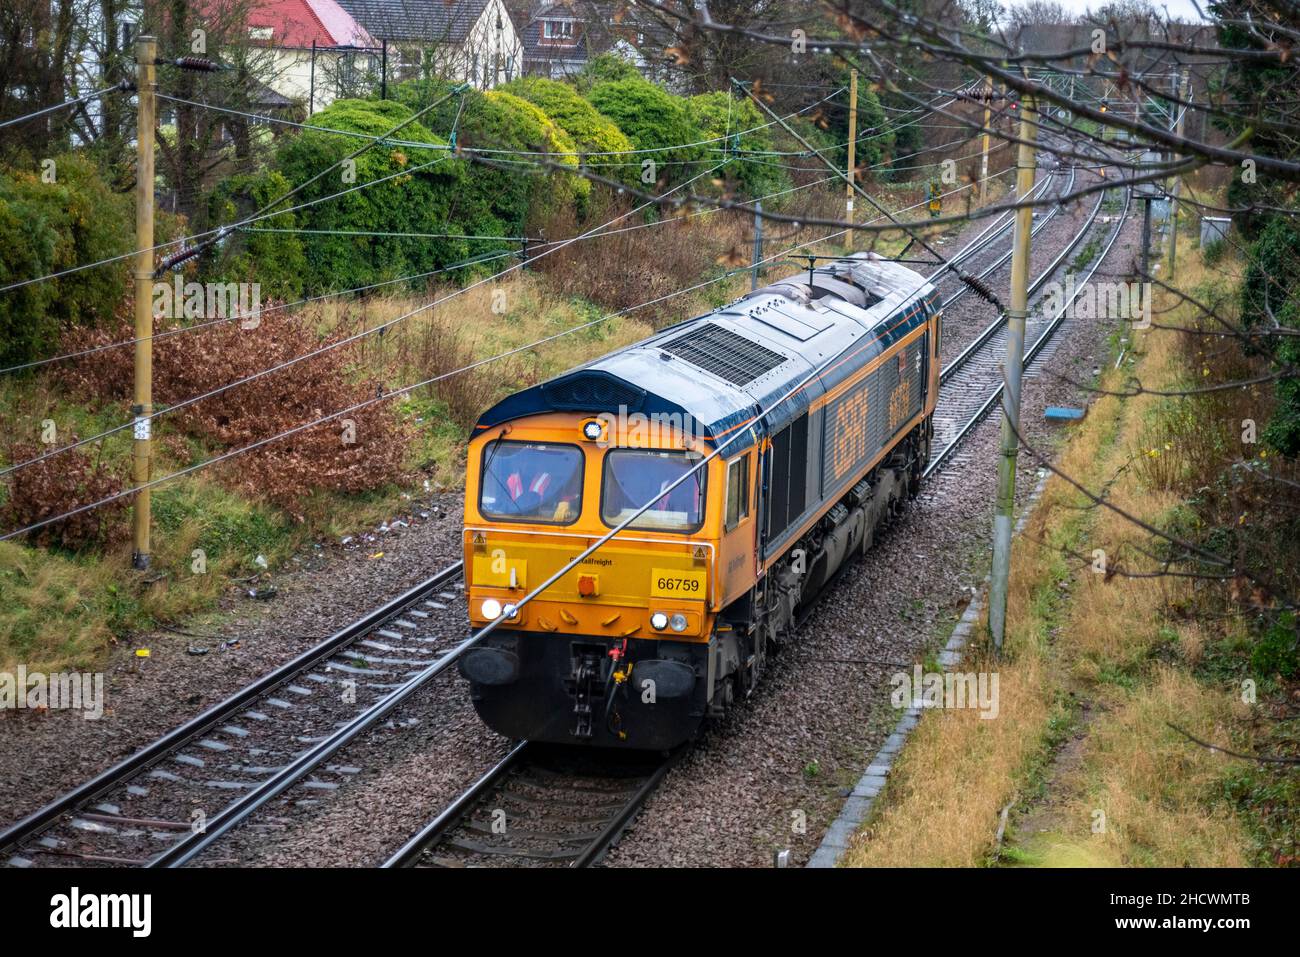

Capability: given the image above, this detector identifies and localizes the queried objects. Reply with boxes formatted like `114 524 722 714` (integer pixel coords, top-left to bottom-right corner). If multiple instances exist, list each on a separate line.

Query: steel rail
939 163 1074 313
568 750 681 868
382 741 531 868
940 165 1100 387
0 560 465 857
383 744 681 869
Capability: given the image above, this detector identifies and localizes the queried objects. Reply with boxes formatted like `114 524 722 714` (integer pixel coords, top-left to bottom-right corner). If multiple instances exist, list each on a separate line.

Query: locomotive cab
460 411 732 749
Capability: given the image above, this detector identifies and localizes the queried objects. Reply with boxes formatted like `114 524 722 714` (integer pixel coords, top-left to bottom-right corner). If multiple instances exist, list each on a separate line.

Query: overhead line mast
131 35 157 570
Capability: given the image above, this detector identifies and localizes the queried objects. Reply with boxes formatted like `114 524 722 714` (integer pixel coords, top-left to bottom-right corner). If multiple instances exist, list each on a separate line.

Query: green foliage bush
573 53 642 93
817 81 890 176
0 154 132 366
388 80 588 226
586 78 707 186
206 169 308 300
1239 213 1300 456
685 91 787 198
272 98 471 293
1251 612 1298 678
469 89 590 219
503 76 637 184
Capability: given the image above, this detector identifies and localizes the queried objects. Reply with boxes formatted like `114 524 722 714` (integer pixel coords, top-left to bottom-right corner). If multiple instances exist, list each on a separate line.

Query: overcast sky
1003 0 1211 21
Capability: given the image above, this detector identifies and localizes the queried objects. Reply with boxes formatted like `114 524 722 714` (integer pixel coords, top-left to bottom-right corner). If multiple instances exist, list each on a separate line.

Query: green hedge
389 80 589 223
0 154 132 367
502 76 638 185
586 78 707 187
272 98 472 293
1241 213 1300 456
206 169 309 300
573 53 642 93
685 91 788 198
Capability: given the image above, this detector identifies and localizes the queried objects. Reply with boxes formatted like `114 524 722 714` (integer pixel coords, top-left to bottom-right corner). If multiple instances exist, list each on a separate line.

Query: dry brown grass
843 245 1254 868
1049 666 1249 867
843 646 1053 867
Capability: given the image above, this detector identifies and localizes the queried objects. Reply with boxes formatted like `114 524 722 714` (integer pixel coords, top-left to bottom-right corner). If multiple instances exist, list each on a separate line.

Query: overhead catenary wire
2 79 977 474
0 214 858 544
0 135 454 297
0 83 129 131
1 119 1008 376
156 84 847 159
0 164 848 378
1 81 1000 383
0 85 846 299
0 158 730 479
0 153 1018 544
162 83 474 274
238 228 539 242
0 248 522 376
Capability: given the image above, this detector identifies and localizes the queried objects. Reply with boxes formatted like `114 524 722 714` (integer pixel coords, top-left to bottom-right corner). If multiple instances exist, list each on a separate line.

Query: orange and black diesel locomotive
458 253 941 749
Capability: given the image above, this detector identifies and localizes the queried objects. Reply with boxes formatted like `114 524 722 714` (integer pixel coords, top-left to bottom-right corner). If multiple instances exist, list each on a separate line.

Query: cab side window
725 453 750 530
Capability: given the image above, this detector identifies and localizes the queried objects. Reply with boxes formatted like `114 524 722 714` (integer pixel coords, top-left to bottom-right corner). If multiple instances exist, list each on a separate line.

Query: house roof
248 0 377 48
335 0 496 42
523 23 589 66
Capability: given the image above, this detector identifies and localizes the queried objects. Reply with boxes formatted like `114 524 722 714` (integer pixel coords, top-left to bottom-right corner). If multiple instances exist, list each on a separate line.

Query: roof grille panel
660 323 787 386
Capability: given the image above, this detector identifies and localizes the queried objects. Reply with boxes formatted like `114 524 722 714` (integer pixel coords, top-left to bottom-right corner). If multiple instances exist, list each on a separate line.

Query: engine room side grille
660 323 787 387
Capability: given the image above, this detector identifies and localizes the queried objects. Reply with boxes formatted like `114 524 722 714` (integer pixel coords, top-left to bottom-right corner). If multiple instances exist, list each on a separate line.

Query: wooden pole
845 68 858 250
988 95 1039 654
979 76 992 201
132 35 157 570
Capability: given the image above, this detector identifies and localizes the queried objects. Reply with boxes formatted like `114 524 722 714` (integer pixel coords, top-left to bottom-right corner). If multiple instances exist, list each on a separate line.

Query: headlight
669 613 688 633
503 603 519 620
582 420 603 441
650 611 669 630
481 598 502 620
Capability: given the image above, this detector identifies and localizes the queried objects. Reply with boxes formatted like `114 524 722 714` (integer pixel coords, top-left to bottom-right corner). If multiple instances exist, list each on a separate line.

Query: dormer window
543 20 574 39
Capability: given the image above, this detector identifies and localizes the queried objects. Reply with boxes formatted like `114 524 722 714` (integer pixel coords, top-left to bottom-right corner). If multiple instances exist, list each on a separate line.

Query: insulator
170 56 226 72
960 272 999 306
152 243 205 278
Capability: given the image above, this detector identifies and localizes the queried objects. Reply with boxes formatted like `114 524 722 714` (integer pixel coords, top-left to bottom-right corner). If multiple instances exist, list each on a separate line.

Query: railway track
384 742 679 868
925 181 1133 478
926 162 1070 307
0 562 468 867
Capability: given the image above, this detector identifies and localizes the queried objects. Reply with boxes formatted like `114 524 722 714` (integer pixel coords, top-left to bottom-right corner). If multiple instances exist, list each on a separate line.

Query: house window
543 20 574 39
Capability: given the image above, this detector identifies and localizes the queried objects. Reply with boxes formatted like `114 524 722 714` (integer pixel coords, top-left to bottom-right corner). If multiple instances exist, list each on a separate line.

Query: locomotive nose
461 630 707 749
